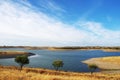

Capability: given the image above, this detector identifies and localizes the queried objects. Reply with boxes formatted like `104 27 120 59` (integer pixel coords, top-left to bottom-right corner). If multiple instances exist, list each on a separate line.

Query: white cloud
0 0 119 46
78 21 120 45
40 0 65 12
29 0 66 18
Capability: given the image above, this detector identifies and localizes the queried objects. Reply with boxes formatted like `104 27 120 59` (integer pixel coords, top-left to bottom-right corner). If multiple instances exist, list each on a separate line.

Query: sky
0 0 120 46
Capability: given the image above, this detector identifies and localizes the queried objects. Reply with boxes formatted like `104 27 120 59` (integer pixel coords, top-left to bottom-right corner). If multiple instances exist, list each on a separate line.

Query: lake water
0 48 120 72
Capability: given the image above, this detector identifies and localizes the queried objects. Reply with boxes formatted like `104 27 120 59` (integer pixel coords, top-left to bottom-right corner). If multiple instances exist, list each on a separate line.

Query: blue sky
0 0 119 46
28 0 120 30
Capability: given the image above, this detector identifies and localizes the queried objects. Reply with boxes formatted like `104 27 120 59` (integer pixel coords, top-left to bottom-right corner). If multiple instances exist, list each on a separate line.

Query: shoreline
82 56 120 70
47 48 120 52
0 46 120 52
0 51 35 59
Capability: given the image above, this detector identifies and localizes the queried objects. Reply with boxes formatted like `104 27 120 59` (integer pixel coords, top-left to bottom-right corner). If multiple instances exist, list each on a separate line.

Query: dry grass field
0 66 120 80
83 56 120 69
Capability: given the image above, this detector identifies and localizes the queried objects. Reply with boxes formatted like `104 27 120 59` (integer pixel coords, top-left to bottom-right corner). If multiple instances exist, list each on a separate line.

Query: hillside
0 66 120 80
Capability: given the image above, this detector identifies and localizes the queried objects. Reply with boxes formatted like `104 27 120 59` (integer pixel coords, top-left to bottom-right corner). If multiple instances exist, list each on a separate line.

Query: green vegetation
15 55 29 70
52 60 64 71
88 64 98 74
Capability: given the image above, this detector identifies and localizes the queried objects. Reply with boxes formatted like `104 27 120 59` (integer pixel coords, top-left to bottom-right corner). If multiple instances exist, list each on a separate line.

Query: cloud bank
0 0 119 46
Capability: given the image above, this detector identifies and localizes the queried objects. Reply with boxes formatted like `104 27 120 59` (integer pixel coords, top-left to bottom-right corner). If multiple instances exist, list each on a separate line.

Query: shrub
88 64 98 74
52 60 64 71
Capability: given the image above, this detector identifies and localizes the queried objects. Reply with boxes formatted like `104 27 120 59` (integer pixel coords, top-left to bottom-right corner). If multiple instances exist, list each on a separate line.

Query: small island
0 51 35 59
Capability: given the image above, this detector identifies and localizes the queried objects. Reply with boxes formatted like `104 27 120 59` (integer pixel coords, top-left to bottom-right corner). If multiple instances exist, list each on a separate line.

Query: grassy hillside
0 66 120 80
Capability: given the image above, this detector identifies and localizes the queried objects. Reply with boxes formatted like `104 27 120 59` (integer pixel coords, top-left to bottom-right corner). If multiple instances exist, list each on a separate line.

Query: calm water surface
0 48 120 72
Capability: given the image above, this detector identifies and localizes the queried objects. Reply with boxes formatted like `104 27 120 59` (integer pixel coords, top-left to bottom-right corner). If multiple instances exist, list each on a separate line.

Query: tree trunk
91 71 93 75
20 64 23 71
54 67 58 71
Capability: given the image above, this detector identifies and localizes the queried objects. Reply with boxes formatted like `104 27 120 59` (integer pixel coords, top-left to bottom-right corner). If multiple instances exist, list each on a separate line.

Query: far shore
25 47 120 52
46 47 120 52
47 48 120 52
82 56 120 70
0 46 120 52
0 51 35 59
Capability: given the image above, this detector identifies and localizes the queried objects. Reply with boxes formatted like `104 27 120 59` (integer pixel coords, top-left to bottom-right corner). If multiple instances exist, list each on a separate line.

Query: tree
52 60 64 71
88 64 98 74
15 55 29 70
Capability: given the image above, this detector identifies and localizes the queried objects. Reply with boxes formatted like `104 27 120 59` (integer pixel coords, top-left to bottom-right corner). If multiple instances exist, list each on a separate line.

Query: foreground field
83 56 120 70
0 66 120 80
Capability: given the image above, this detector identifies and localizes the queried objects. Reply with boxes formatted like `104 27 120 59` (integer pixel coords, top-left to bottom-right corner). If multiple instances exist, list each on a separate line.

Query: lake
0 48 120 72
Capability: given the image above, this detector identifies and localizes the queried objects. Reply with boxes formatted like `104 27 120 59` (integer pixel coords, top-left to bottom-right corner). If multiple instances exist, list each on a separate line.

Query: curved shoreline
0 51 35 59
82 56 120 70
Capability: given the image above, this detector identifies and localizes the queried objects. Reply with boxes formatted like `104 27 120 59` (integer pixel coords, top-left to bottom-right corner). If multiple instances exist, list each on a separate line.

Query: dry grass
97 56 120 63
0 51 34 58
102 49 120 52
0 51 28 55
0 66 120 80
83 56 120 69
48 48 120 52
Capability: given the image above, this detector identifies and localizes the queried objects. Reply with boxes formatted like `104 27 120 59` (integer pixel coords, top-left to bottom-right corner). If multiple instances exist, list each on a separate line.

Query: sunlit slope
0 66 120 80
83 56 120 69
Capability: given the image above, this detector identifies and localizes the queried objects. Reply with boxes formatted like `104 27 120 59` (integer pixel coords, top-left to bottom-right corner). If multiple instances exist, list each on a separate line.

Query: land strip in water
0 51 34 59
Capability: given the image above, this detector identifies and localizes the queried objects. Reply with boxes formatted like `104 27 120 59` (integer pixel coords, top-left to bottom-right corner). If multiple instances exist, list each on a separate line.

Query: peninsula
82 56 120 70
0 51 34 59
